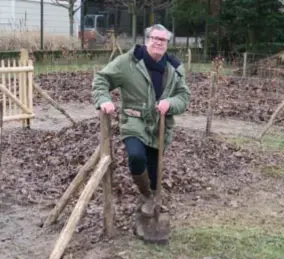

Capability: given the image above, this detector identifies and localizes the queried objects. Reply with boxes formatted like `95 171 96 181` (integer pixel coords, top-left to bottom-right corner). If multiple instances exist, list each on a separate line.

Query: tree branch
153 1 171 11
73 0 88 14
50 0 69 9
115 0 129 8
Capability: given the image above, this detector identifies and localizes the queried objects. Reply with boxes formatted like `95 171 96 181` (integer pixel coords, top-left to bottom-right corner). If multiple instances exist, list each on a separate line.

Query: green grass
226 134 284 153
34 60 102 75
125 226 284 259
260 165 284 178
225 134 284 179
33 59 233 76
260 135 284 151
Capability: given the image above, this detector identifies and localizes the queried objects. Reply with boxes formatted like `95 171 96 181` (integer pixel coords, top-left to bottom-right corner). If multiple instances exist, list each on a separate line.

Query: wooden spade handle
156 114 165 200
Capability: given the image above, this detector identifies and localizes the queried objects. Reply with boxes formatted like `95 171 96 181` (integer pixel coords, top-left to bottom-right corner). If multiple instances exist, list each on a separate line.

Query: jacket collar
128 44 183 83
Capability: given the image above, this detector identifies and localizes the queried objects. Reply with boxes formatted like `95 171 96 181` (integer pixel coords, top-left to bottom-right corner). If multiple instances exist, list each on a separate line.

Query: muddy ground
1 71 284 259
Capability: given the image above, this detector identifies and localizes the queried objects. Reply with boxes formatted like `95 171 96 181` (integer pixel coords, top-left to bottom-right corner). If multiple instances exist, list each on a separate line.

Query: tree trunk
248 28 255 47
186 35 189 48
68 0 77 37
172 17 176 46
203 21 208 61
203 0 211 61
69 6 74 37
150 0 155 25
131 1 137 45
143 7 147 43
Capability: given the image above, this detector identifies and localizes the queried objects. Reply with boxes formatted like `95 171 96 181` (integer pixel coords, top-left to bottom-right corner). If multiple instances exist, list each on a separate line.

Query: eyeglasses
148 36 168 43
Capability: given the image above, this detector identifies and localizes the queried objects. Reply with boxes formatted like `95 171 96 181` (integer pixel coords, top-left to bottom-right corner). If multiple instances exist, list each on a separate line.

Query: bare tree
114 0 170 44
51 0 86 37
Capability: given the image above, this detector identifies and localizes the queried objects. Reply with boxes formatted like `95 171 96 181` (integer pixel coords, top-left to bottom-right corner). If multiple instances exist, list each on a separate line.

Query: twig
205 72 217 135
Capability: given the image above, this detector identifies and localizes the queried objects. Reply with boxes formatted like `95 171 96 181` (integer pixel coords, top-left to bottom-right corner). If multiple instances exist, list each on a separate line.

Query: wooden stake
20 49 29 128
33 83 76 125
100 111 114 237
49 155 111 259
258 99 284 141
205 72 217 136
243 52 247 78
44 146 100 226
187 48 191 73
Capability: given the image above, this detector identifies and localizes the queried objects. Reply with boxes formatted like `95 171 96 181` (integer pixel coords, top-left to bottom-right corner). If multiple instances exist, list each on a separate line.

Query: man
92 24 190 218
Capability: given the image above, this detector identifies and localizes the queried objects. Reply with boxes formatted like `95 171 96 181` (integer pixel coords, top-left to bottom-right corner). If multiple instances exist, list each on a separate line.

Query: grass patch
225 134 284 153
260 165 284 178
126 226 284 259
260 135 284 151
33 59 233 75
34 62 96 75
34 59 106 75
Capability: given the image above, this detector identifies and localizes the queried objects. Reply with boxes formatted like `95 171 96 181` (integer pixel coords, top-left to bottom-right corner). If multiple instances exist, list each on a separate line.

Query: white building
0 0 81 37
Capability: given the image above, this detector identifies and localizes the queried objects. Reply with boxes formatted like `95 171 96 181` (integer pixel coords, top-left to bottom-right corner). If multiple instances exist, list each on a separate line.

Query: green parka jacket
92 45 190 149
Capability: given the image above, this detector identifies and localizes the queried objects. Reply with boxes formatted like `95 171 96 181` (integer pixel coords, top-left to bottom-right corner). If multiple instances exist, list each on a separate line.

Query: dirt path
0 200 56 259
3 102 281 138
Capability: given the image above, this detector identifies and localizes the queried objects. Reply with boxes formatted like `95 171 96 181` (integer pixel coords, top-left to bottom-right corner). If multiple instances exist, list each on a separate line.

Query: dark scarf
135 45 167 100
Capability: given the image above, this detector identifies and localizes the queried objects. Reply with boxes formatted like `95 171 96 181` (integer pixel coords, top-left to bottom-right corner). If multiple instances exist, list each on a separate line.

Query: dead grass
111 202 284 259
0 30 80 51
124 226 284 259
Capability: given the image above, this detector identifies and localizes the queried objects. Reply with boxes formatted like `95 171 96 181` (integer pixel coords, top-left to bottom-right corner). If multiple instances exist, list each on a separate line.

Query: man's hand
156 99 171 115
100 101 115 114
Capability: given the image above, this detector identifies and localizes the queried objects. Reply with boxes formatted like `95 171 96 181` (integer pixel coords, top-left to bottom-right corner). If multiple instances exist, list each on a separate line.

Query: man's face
146 29 169 60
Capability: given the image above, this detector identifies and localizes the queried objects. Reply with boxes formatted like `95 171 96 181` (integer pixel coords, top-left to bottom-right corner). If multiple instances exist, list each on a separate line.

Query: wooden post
100 111 114 237
20 48 30 128
49 155 111 259
243 52 247 78
205 72 217 136
1 60 6 123
187 48 192 73
44 146 100 226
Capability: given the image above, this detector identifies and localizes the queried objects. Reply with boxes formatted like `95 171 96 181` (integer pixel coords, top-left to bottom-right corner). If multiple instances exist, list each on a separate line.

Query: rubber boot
132 171 156 217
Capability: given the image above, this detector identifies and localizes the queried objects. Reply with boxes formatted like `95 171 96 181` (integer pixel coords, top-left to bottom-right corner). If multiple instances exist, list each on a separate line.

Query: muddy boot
140 193 156 217
132 171 155 217
150 189 168 213
136 195 146 212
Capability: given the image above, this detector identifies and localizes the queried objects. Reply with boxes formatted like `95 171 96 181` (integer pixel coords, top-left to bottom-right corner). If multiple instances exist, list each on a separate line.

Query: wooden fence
0 50 35 127
45 111 113 259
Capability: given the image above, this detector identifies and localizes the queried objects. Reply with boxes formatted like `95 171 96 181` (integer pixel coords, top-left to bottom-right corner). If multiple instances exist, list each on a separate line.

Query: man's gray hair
144 24 173 41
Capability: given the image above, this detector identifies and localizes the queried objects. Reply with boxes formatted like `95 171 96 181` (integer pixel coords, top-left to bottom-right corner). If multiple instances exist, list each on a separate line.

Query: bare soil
1 71 284 259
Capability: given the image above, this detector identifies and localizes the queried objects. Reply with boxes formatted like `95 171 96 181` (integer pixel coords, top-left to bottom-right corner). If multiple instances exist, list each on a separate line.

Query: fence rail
0 52 34 127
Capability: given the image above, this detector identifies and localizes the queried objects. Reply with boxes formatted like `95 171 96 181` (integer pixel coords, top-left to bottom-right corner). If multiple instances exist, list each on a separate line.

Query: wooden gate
0 50 35 127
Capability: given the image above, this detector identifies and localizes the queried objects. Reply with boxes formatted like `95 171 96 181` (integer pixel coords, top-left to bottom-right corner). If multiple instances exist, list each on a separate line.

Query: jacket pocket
120 105 147 137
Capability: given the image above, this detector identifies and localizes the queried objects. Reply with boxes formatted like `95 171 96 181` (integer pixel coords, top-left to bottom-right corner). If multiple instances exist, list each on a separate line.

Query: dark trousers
123 137 158 191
